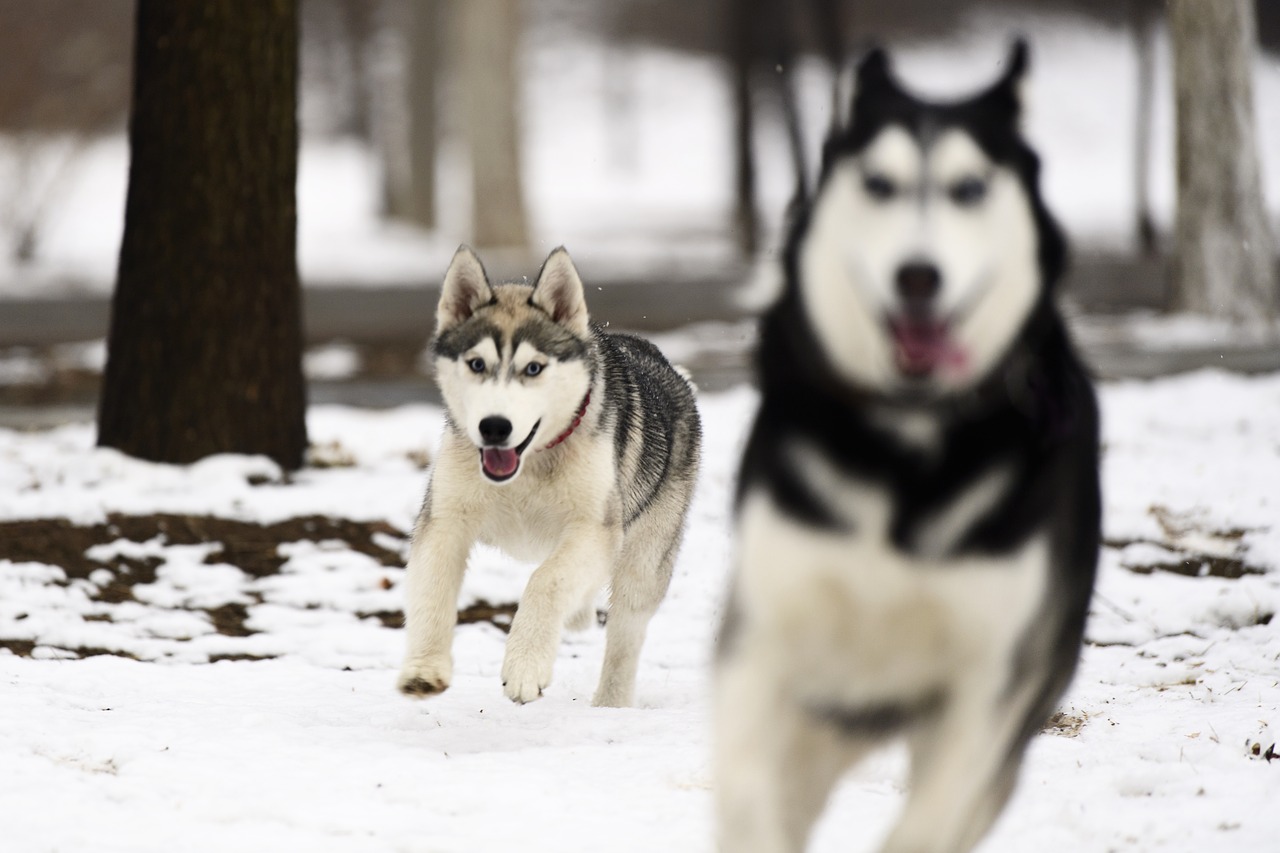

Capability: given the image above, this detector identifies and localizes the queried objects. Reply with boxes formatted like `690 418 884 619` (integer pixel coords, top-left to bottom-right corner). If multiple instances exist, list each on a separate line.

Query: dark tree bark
98 0 308 469
1168 0 1275 319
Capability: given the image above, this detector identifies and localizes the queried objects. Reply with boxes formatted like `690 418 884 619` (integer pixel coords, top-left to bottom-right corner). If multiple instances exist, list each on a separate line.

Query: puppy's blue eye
467 358 486 373
524 362 543 377
863 173 896 201
949 176 987 206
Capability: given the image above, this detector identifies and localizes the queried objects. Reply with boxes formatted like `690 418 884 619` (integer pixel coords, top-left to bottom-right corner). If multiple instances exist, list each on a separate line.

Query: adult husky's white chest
734 453 1050 706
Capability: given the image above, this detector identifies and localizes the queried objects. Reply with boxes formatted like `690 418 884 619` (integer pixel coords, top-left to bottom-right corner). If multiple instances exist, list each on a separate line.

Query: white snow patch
0 373 1277 850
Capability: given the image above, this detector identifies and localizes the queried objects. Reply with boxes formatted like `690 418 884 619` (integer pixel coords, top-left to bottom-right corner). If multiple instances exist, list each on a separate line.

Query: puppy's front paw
397 657 452 698
501 635 556 704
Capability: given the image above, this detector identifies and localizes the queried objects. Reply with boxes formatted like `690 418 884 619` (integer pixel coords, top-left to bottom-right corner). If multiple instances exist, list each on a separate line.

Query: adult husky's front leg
879 684 1037 853
502 522 616 703
716 644 865 853
397 515 475 697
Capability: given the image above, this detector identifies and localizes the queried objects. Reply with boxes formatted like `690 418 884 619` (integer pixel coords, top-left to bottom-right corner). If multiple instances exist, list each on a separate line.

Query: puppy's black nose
895 262 941 314
478 416 513 446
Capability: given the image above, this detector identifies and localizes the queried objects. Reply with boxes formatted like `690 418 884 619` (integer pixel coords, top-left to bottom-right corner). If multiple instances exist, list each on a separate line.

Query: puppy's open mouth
479 420 540 482
888 317 968 378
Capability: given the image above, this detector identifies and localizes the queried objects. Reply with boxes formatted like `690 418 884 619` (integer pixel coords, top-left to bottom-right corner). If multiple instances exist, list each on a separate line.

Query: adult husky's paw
397 658 452 698
501 632 556 704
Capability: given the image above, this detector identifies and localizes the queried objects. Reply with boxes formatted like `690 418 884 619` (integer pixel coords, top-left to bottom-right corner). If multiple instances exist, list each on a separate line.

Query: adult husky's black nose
478 416 513 446
895 262 941 315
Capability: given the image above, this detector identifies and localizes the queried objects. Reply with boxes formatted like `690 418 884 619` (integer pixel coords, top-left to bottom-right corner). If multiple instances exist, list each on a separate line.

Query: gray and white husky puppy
716 42 1101 852
398 246 701 707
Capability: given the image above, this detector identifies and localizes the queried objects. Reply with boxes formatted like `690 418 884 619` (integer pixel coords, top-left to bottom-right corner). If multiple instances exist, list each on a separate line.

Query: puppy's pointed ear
437 245 493 333
530 247 589 336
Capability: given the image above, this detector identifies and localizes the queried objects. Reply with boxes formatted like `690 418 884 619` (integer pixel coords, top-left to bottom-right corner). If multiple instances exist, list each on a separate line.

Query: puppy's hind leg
592 528 681 708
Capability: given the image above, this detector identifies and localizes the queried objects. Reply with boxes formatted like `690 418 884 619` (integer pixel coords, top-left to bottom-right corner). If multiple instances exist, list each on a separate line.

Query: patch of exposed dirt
204 602 258 638
1103 506 1270 580
0 513 520 661
0 513 408 581
358 600 519 633
0 639 140 661
1122 552 1267 580
1043 710 1088 737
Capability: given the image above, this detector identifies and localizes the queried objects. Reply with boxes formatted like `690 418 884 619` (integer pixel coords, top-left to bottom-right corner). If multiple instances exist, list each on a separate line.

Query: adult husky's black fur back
717 40 1101 853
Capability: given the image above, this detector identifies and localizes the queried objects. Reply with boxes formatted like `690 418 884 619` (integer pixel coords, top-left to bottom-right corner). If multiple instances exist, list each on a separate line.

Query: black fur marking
596 329 701 529
433 318 502 361
512 319 590 362
809 690 945 736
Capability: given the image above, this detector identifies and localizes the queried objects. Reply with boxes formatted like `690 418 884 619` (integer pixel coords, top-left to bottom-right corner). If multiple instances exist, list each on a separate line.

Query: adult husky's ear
848 45 901 126
437 245 493 334
976 38 1030 123
530 247 589 336
855 46 892 90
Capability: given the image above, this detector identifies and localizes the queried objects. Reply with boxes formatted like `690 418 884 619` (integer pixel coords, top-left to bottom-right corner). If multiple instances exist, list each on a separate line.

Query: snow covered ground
2 11 1280 294
1 370 1278 852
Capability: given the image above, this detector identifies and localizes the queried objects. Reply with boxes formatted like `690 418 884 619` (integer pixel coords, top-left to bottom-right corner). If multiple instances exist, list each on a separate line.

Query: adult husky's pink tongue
890 319 967 376
482 448 520 477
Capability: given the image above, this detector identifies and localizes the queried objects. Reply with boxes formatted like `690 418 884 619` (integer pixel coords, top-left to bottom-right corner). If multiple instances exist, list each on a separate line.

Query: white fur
717 459 1051 852
435 339 590 473
798 126 1040 394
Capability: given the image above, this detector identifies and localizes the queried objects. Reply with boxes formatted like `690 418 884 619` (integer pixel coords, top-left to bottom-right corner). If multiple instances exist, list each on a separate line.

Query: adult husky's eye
862 173 897 201
949 176 988 207
523 362 543 377
467 357 486 373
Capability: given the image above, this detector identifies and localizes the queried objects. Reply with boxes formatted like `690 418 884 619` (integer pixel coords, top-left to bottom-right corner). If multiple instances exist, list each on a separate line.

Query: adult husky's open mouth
480 419 540 482
888 316 968 378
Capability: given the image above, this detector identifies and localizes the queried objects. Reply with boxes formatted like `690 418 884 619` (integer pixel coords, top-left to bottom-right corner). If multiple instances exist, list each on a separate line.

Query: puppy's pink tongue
482 448 519 477
890 319 967 376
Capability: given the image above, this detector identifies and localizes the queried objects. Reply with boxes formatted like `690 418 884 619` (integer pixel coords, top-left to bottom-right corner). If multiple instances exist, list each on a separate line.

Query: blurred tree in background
0 0 131 263
97 0 308 469
2 0 1278 316
457 0 529 250
1168 0 1275 320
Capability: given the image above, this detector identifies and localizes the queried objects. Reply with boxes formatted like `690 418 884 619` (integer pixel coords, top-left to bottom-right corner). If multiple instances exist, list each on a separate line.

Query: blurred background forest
2 0 1279 426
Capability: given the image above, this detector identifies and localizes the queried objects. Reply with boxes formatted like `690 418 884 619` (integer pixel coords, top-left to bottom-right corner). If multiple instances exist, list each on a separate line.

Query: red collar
541 392 590 450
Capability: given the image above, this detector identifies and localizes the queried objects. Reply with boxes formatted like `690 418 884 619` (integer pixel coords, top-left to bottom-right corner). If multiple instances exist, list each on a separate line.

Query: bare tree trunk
98 0 307 470
1131 0 1158 257
404 0 439 228
337 0 377 140
382 0 439 228
729 0 759 257
1168 0 1275 319
457 0 528 249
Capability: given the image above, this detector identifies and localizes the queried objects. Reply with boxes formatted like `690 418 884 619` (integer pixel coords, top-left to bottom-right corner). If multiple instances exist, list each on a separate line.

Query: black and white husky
398 246 701 707
716 42 1100 852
